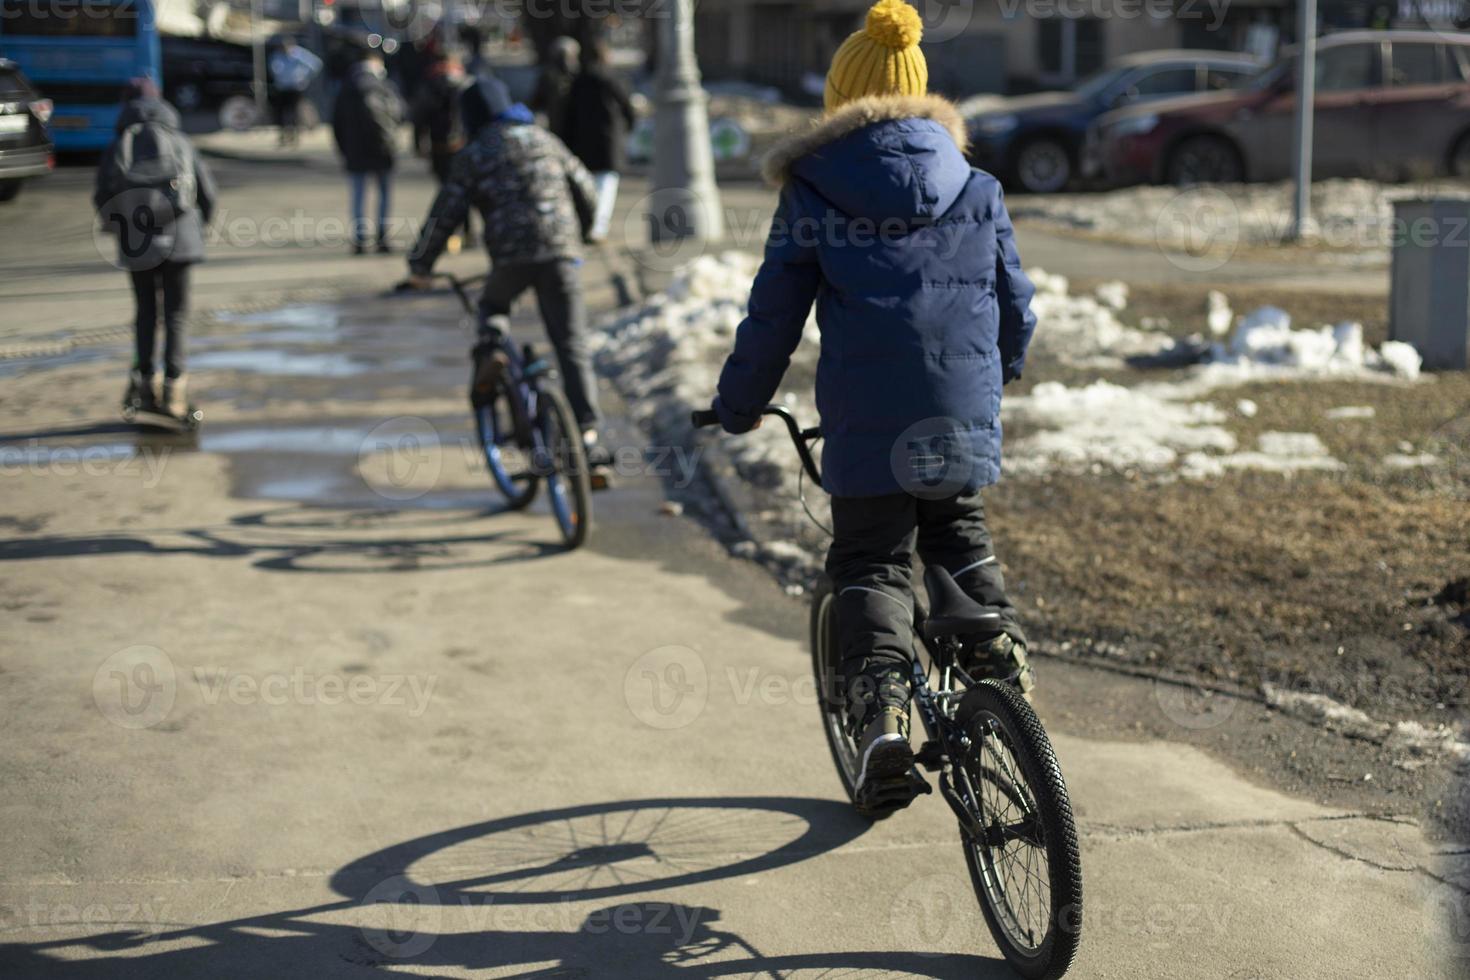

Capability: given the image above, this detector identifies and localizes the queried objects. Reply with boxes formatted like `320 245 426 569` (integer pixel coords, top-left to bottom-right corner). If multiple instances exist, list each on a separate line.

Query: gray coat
93 99 217 272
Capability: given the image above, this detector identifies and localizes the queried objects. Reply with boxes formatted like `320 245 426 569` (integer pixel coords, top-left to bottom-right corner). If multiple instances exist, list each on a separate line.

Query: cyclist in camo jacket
407 76 609 467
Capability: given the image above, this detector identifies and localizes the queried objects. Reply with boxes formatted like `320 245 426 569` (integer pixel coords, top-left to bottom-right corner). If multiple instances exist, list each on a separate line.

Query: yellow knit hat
823 0 928 112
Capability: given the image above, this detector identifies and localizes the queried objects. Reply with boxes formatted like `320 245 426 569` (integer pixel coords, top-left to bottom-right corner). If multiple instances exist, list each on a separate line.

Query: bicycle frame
692 403 1009 840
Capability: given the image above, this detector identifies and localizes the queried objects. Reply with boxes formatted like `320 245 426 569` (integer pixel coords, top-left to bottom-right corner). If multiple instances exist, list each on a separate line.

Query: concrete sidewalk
0 282 1461 978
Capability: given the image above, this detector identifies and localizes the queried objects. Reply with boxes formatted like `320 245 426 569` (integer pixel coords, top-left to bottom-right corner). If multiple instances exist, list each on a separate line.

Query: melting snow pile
1026 270 1173 368
593 252 814 494
1004 302 1423 478
594 253 1425 487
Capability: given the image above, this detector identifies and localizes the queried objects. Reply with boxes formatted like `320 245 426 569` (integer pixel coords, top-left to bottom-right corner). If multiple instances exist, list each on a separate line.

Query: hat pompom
864 0 922 49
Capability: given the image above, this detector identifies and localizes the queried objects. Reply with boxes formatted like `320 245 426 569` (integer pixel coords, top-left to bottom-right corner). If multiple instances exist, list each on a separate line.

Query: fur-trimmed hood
761 93 968 187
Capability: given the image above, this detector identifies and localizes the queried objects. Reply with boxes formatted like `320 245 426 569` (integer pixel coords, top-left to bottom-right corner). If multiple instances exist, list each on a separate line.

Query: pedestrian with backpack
94 89 216 420
332 48 404 254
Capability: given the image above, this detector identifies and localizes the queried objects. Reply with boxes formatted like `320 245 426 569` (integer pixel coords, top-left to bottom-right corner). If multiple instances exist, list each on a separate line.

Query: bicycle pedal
856 767 931 818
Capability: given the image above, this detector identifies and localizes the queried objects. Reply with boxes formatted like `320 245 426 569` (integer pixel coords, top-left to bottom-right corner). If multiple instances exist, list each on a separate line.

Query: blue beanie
459 76 513 135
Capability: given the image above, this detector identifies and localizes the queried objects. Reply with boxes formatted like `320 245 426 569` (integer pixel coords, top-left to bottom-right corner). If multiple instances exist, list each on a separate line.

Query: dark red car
1091 31 1470 185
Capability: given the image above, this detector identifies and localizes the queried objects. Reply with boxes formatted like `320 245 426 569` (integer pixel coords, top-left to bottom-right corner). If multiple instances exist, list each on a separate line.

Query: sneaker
963 633 1036 697
376 240 392 255
583 432 614 490
161 374 189 418
852 675 917 799
124 369 157 412
855 702 913 793
351 242 367 256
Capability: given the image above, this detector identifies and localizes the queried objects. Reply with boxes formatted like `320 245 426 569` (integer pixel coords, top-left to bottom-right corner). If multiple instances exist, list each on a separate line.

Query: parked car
962 50 1261 194
0 59 53 203
1092 30 1470 186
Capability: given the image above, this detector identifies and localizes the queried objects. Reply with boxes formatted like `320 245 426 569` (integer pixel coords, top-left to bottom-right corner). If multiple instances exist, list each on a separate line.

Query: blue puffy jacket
714 94 1037 498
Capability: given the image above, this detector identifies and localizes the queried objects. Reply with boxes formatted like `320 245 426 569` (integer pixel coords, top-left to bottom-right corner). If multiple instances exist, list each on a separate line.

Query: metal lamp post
648 0 723 244
1288 0 1317 241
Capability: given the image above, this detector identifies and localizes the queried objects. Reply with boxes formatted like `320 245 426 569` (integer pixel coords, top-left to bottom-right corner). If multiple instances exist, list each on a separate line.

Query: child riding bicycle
406 77 612 474
709 0 1038 793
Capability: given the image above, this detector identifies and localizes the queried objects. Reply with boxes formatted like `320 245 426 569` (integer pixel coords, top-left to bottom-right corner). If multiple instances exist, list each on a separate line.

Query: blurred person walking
412 37 472 252
268 36 322 146
561 38 634 242
332 49 405 255
94 85 217 419
530 35 579 138
459 24 489 80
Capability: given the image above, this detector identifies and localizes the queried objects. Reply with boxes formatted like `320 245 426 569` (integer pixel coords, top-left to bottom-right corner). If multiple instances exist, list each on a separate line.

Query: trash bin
1390 197 1470 370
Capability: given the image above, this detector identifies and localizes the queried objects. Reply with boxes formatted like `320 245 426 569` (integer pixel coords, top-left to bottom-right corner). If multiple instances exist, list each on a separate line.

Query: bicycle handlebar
393 272 487 316
690 404 823 486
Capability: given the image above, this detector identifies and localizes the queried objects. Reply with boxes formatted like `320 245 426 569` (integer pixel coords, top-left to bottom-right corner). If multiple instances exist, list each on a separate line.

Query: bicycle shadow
0 504 565 573
0 796 1008 978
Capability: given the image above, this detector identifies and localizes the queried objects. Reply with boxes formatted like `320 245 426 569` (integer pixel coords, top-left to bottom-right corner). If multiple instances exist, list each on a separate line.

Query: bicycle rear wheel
810 575 883 817
534 386 592 549
953 680 1081 980
475 391 538 510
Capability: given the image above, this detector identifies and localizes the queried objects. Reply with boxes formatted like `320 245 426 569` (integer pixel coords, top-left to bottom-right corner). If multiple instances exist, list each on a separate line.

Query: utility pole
251 0 269 125
649 0 723 245
1288 0 1317 241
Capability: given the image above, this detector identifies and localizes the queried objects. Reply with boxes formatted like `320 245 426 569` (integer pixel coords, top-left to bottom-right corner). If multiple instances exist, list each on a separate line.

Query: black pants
826 490 1024 701
271 90 302 130
129 261 189 379
478 259 599 428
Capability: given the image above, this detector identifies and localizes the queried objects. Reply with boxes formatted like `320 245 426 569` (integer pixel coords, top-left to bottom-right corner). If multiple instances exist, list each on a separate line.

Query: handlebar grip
690 409 720 429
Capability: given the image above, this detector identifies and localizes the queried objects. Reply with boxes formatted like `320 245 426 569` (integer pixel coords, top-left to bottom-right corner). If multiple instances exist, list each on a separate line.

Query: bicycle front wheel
475 390 538 510
534 386 592 549
953 680 1081 980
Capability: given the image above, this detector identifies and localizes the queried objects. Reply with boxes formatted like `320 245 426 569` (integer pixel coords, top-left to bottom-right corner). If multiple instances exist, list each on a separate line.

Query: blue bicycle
415 273 592 548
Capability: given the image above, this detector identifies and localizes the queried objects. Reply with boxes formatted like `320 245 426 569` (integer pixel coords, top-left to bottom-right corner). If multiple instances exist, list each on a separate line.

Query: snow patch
1324 405 1375 420
1384 452 1439 469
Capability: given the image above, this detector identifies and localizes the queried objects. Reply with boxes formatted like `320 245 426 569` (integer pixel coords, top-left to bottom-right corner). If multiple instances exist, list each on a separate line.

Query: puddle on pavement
8 299 512 511
188 349 384 378
213 304 341 330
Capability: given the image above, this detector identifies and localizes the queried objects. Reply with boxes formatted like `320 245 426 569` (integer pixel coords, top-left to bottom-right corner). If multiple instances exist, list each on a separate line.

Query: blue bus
0 0 161 150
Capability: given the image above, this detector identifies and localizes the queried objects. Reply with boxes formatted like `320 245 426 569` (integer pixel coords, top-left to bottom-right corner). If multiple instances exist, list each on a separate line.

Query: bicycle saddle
922 564 1004 641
